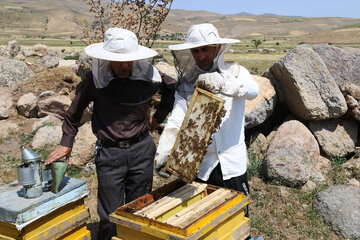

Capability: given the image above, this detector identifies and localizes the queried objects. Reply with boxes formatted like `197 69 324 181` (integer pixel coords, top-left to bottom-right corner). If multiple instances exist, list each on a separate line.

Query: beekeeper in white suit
155 23 259 224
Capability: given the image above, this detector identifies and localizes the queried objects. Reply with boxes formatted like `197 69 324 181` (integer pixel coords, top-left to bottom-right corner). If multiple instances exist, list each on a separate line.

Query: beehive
109 179 250 240
0 177 90 240
164 87 226 183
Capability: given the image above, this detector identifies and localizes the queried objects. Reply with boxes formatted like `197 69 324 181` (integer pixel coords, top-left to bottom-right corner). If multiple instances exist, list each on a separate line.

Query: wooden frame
164 87 226 183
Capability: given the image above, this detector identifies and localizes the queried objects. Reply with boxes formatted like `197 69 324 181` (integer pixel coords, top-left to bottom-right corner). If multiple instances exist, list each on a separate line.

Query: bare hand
150 115 159 132
45 145 72 165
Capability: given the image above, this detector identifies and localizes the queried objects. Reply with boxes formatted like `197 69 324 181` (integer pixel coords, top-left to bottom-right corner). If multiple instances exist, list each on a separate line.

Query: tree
251 39 262 49
83 0 173 48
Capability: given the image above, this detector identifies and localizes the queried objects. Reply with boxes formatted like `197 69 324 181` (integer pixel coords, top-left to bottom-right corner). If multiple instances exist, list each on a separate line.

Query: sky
171 0 360 18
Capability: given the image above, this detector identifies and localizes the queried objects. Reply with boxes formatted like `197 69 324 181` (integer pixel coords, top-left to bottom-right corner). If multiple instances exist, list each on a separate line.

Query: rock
343 84 360 100
263 120 320 187
33 44 48 57
16 93 38 118
31 125 62 149
309 118 358 157
245 75 277 128
0 56 34 87
39 91 55 98
155 62 178 79
0 87 13 119
311 155 331 183
268 44 347 120
301 180 317 192
15 52 25 61
314 185 360 239
345 95 358 108
70 122 97 166
58 59 77 69
43 55 59 68
248 132 268 162
347 179 360 188
77 50 92 80
5 40 20 57
37 95 72 120
313 45 360 87
0 120 19 138
31 115 62 131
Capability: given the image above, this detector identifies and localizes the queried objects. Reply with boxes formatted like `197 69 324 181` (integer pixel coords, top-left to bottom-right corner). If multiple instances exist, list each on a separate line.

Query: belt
100 132 149 148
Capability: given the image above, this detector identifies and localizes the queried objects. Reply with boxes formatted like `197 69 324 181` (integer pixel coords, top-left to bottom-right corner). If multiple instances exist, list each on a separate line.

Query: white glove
154 127 179 178
196 72 225 93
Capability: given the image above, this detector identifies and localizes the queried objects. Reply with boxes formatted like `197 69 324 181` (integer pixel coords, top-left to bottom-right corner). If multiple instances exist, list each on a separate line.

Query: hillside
0 0 359 45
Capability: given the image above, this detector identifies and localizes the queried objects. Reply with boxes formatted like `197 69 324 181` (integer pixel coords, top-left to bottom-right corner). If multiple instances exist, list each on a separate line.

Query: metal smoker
17 146 44 198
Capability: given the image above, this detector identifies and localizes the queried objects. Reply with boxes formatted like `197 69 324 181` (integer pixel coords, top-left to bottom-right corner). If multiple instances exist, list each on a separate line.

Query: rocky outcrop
314 185 360 240
341 83 360 121
245 75 277 128
268 44 347 120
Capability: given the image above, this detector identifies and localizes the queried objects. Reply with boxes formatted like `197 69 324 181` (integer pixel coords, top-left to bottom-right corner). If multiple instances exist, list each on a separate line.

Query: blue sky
171 0 360 18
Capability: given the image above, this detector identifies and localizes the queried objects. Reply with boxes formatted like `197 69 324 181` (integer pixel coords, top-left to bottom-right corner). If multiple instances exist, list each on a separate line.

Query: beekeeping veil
169 23 240 101
85 27 161 104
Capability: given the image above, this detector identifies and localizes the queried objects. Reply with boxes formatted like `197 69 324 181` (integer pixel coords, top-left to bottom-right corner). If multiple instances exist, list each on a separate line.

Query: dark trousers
195 163 250 217
95 134 156 240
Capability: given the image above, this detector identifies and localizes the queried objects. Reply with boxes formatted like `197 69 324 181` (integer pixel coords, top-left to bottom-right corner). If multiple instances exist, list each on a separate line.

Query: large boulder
313 45 360 87
0 87 13 119
314 185 360 240
31 115 62 131
0 56 34 87
268 44 347 120
309 118 358 157
37 95 72 120
17 93 38 118
70 122 97 166
245 75 277 128
263 120 320 187
31 125 62 149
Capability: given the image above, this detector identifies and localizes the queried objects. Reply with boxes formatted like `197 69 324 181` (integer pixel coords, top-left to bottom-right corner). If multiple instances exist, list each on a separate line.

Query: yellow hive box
109 179 250 240
0 177 90 240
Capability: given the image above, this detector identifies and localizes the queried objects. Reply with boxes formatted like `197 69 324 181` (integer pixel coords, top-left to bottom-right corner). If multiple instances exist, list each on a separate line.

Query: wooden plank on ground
134 182 207 219
164 188 237 228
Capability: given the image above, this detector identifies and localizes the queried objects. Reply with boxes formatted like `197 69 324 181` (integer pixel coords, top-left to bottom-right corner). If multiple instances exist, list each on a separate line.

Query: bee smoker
16 146 47 198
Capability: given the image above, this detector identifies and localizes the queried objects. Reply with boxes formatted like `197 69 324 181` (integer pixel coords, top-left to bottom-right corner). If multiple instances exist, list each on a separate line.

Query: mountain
0 0 359 44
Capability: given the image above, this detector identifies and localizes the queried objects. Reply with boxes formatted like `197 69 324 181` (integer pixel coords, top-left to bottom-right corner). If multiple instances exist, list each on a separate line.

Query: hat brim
169 38 240 51
85 43 158 62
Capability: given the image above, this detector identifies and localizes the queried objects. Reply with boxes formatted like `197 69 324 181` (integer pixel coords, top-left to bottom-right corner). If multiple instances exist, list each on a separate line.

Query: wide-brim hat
169 23 240 51
85 28 157 62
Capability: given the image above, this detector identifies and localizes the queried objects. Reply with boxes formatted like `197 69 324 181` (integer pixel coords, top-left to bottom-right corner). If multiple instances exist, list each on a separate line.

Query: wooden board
164 188 237 228
164 87 226 183
134 182 207 219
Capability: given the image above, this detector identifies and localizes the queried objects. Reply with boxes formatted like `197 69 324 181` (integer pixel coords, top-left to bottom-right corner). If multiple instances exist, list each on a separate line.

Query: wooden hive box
109 179 250 240
164 87 226 183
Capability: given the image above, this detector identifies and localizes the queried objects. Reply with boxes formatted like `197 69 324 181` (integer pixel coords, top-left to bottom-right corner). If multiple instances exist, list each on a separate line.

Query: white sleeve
221 65 259 100
155 91 187 157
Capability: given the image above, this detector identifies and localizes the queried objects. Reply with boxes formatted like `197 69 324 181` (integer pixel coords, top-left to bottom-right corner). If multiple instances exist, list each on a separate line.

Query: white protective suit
155 41 259 181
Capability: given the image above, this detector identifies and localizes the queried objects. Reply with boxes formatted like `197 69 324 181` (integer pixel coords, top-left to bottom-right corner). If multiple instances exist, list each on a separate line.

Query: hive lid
0 177 89 229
